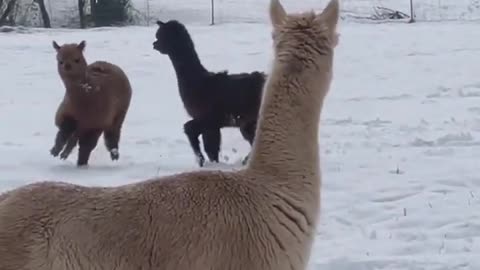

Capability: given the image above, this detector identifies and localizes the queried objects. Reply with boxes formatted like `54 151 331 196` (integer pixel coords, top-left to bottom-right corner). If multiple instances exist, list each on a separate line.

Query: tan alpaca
0 0 339 269
49 40 132 167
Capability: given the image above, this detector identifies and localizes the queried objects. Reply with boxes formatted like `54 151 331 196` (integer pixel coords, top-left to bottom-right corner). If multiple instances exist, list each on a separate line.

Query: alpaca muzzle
153 41 165 53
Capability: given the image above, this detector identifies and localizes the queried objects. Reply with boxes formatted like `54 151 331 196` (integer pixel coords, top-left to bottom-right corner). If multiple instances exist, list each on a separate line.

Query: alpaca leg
104 128 121 161
104 110 128 161
50 117 76 157
240 121 257 145
77 129 102 167
184 119 206 167
60 132 78 160
240 121 257 165
202 128 221 163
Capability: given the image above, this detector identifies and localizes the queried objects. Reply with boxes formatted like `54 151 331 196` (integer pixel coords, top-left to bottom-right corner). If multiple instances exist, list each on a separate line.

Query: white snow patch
1 14 480 270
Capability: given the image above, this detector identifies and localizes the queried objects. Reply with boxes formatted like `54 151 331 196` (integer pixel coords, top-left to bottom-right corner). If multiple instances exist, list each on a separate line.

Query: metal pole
210 0 215 25
408 0 415 23
146 0 150 26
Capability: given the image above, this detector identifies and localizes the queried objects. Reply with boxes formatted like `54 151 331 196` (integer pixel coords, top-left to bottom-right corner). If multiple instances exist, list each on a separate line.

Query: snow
1 7 480 270
13 0 480 27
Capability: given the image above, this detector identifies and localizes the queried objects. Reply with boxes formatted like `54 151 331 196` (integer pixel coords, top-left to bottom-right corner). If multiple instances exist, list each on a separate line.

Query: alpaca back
0 172 313 270
86 60 132 114
213 71 266 121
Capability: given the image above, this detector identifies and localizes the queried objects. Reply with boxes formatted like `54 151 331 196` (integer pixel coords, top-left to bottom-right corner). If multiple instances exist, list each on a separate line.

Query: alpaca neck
63 76 86 86
247 63 330 179
62 73 89 98
168 48 207 81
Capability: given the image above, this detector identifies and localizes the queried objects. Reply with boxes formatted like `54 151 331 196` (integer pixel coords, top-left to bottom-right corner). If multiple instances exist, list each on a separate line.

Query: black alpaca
153 19 266 167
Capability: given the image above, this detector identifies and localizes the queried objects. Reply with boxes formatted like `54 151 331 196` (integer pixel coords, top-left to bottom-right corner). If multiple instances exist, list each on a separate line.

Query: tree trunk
90 0 96 26
34 0 51 28
0 0 16 26
78 0 85 28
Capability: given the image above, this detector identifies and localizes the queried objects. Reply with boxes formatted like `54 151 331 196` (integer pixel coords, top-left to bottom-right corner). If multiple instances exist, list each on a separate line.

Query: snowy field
18 0 480 27
2 11 480 270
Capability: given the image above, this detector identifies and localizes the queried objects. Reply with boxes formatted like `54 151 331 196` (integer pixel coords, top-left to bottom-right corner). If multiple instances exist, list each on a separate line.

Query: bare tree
34 0 51 27
0 0 16 26
78 0 86 28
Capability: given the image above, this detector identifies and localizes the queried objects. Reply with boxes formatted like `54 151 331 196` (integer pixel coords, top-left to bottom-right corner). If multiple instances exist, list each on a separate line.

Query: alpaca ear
269 0 286 29
318 0 339 29
157 20 165 26
77 40 86 51
52 41 60 51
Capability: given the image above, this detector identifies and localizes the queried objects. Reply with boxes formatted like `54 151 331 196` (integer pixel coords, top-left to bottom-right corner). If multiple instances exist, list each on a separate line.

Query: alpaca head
153 20 195 55
269 0 339 73
53 40 88 79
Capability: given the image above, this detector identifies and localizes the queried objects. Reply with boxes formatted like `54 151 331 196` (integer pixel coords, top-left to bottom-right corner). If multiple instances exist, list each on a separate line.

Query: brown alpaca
49 40 132 166
0 0 339 269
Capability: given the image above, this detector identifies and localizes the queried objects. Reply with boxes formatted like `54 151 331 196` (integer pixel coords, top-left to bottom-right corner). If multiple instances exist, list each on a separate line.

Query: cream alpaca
0 0 339 269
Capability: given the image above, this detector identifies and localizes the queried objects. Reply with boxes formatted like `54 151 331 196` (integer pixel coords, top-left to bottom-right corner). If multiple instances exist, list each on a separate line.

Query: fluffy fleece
153 19 266 167
49 40 132 167
0 0 340 269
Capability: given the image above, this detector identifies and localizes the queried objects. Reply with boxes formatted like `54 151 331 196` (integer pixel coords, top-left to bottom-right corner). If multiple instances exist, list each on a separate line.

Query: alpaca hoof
77 158 89 167
196 155 205 167
77 161 89 167
50 146 61 157
59 148 72 160
59 151 70 160
110 148 119 161
206 153 219 163
209 158 219 163
241 154 250 165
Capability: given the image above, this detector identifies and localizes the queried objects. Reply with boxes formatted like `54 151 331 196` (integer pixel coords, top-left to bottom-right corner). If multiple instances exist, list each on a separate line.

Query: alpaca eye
59 60 64 65
74 58 80 63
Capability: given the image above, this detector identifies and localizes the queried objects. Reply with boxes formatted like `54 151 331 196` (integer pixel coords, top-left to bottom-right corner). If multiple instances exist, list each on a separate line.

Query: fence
2 0 480 28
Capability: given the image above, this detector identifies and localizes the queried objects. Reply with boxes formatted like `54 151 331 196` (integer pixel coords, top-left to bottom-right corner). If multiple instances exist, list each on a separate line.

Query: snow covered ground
1 13 480 270
143 0 480 24
24 0 480 28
